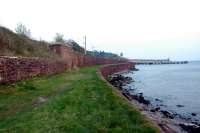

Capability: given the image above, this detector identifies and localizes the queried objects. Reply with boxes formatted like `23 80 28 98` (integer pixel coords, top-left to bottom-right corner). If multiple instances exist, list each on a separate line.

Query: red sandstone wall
50 44 128 67
100 63 134 79
0 57 68 84
0 44 131 84
50 44 75 69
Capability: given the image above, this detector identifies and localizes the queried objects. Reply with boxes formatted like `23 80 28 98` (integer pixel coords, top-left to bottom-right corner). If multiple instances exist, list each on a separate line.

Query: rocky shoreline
108 72 200 133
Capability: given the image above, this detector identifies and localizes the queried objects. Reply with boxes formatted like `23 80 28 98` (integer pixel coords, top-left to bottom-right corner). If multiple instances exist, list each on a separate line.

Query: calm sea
123 61 200 122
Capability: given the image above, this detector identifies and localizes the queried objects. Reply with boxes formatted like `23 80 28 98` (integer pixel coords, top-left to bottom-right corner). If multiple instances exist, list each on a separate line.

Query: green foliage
0 67 158 133
67 39 85 53
15 23 31 38
18 81 36 90
66 39 120 58
0 26 58 58
87 50 119 58
54 33 65 43
120 52 123 57
0 25 119 59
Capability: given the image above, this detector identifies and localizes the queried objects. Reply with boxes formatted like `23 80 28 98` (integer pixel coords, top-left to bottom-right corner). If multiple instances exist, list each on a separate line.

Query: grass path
0 67 158 133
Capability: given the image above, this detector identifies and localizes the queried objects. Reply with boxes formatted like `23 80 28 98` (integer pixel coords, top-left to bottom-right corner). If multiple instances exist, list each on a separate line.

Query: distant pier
130 59 188 65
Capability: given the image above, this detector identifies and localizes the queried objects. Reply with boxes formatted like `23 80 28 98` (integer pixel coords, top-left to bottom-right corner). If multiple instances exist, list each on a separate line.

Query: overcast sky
0 0 200 60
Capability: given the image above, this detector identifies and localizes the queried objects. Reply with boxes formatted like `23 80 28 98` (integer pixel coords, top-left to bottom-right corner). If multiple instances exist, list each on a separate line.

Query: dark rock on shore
179 123 200 133
192 122 200 125
131 93 150 105
138 92 143 95
124 77 133 84
122 92 132 101
150 107 161 112
159 104 167 107
158 123 175 133
161 110 174 119
131 67 139 71
155 98 163 102
176 105 184 108
108 74 133 89
109 74 150 106
192 113 197 116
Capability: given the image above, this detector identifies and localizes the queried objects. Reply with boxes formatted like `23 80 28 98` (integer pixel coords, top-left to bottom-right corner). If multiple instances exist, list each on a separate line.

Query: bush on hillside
54 33 65 43
0 26 58 58
15 23 31 38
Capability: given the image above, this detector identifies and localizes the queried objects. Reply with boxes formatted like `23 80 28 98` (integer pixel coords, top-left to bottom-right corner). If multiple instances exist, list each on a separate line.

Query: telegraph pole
84 35 87 55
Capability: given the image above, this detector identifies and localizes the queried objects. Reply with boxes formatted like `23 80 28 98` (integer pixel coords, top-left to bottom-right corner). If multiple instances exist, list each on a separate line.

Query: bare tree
15 23 31 38
54 33 65 43
120 52 123 57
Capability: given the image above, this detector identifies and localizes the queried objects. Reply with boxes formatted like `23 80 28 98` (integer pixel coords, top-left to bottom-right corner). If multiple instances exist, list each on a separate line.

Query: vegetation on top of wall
65 39 120 58
0 25 121 59
0 26 58 58
66 39 121 58
54 33 65 43
66 39 85 53
87 50 119 58
15 23 31 38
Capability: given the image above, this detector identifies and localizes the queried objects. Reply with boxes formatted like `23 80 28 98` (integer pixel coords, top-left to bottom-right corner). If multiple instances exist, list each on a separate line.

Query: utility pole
84 35 87 55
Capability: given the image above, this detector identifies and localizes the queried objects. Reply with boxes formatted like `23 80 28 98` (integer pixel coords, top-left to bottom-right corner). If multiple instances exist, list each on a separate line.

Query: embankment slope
0 26 57 58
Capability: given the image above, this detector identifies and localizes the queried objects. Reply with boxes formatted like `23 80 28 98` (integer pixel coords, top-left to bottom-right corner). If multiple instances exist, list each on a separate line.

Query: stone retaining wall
0 44 132 84
100 63 135 79
49 44 127 68
0 57 69 84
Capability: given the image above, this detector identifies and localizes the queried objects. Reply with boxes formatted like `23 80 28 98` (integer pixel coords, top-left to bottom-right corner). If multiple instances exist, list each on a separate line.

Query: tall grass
0 26 58 58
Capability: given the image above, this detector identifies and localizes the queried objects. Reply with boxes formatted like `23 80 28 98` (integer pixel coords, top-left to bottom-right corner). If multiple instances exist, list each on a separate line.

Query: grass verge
0 66 159 133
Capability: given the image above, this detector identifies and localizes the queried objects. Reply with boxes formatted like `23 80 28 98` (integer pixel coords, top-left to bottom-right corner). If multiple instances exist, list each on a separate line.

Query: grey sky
0 0 200 60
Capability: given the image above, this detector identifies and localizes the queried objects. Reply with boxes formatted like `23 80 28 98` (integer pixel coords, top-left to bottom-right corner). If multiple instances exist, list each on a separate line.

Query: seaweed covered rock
108 74 133 89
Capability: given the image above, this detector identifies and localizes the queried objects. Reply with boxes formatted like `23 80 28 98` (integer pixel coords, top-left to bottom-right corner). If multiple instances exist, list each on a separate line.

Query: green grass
0 67 158 133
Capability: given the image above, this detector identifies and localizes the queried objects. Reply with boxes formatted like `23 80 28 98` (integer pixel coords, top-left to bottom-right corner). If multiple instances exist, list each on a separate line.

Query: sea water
123 61 200 122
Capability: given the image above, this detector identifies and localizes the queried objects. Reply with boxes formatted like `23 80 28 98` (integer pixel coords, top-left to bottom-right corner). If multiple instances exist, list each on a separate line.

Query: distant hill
0 26 58 58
